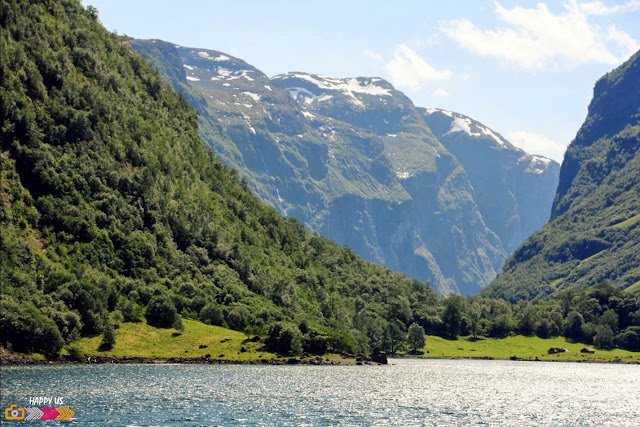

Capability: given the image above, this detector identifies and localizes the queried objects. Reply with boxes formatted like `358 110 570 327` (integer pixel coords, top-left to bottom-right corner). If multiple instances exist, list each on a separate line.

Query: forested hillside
485 50 640 301
0 0 439 357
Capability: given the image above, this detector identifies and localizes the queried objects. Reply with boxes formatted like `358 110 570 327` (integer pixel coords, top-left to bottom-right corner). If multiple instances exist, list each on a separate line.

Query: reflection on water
2 358 638 425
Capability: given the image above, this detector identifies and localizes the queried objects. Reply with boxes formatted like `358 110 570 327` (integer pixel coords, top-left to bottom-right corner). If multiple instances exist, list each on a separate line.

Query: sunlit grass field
416 335 640 363
65 319 277 361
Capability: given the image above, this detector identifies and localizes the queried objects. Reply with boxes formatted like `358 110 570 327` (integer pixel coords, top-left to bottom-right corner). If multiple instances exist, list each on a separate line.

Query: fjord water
2 359 638 425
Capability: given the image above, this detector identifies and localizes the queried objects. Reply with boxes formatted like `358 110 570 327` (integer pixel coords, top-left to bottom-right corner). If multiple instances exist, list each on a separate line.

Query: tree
145 296 178 328
199 303 224 326
593 325 614 349
407 323 426 352
99 322 115 351
384 319 406 353
442 297 463 338
564 311 584 340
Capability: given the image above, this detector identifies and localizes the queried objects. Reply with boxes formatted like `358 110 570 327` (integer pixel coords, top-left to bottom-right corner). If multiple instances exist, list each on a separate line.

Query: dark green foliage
301 330 329 355
266 323 302 355
442 296 464 338
199 303 224 326
119 299 143 323
564 311 585 340
99 321 115 350
407 322 425 351
0 296 64 357
0 0 438 356
615 327 640 351
593 325 614 349
443 284 640 351
145 297 178 328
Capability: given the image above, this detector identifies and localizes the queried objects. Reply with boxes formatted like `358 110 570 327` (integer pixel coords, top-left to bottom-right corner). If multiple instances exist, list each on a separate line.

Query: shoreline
0 354 359 366
2 353 638 366
394 354 640 365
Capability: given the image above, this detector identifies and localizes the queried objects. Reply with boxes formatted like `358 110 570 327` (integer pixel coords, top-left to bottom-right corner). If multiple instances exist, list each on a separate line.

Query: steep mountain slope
485 51 640 301
422 109 559 254
132 40 510 295
0 0 439 356
271 72 512 295
131 39 560 295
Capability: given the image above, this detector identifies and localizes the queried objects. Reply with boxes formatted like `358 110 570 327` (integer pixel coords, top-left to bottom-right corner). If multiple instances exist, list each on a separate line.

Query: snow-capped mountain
422 108 559 253
131 39 560 295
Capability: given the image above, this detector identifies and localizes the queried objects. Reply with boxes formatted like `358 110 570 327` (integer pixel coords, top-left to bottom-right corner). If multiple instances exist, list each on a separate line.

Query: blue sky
83 0 640 162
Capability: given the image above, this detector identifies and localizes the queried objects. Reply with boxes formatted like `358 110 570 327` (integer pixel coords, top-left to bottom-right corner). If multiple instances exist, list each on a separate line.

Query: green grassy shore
3 321 638 364
57 319 348 364
414 335 640 363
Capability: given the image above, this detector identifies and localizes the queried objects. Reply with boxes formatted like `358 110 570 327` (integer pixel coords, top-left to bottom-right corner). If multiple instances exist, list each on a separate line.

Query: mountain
422 109 560 254
0 0 440 356
485 51 640 301
131 40 559 295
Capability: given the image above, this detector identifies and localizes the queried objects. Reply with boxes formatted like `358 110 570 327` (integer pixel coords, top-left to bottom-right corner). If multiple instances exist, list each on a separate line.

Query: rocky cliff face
132 39 559 295
485 50 640 300
422 109 560 254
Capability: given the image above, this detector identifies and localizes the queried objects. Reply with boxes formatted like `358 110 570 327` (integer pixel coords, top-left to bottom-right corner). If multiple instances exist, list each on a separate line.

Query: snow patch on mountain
287 87 334 104
275 73 392 108
425 108 453 118
197 51 230 62
186 76 200 81
443 115 507 146
522 155 553 174
242 92 261 102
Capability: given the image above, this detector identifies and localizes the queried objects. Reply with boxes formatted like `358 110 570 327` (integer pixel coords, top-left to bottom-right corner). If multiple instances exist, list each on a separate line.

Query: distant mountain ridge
422 108 560 254
485 50 640 300
131 39 560 295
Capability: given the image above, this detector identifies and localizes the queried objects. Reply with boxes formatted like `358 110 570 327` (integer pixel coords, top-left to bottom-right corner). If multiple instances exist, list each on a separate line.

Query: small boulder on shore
370 349 388 364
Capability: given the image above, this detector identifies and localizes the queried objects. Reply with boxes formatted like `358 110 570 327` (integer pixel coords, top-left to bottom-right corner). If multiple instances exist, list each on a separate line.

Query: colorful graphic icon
4 405 74 421
4 405 25 420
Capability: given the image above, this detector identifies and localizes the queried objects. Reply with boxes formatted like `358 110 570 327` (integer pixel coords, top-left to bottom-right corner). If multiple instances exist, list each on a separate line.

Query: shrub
0 297 64 357
199 303 224 326
99 322 115 351
267 323 302 355
120 299 143 322
145 296 177 328
614 327 640 351
226 306 250 331
408 323 426 352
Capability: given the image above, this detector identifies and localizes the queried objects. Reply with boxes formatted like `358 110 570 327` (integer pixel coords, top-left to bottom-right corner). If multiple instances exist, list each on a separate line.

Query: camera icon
4 404 25 420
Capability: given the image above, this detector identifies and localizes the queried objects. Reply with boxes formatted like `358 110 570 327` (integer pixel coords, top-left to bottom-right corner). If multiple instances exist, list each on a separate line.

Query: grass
625 280 640 295
416 335 640 363
549 277 566 289
65 319 278 361
610 214 640 229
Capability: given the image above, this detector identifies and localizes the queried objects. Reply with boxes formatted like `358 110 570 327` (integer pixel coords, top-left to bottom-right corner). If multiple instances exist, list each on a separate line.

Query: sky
82 0 640 162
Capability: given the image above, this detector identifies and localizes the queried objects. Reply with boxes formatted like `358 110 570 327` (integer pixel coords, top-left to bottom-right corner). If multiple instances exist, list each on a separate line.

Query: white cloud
385 45 452 89
580 0 640 15
507 130 567 162
363 49 383 62
433 88 449 97
441 0 639 70
607 25 640 57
